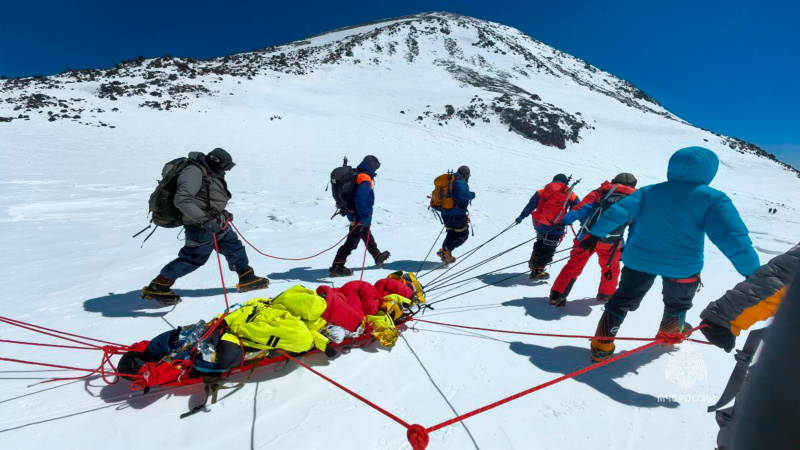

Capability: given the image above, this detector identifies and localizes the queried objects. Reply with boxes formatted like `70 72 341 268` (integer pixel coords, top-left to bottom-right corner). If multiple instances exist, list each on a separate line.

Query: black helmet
552 173 569 184
457 165 471 181
206 148 235 172
612 173 637 188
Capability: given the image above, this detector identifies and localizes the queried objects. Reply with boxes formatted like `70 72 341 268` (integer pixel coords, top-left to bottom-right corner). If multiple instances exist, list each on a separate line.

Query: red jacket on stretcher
317 278 414 334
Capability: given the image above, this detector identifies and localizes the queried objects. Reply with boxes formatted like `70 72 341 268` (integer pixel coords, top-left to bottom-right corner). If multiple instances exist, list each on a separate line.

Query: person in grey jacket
699 243 799 450
142 148 269 305
700 242 799 350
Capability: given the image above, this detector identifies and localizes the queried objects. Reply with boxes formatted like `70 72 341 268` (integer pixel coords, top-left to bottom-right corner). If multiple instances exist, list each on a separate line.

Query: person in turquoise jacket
585 146 760 362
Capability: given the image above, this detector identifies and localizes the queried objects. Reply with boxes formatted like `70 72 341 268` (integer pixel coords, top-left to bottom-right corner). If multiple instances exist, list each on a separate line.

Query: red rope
188 231 235 360
277 349 412 429
277 323 704 449
410 318 711 345
0 345 135 385
0 338 99 350
360 226 371 282
212 231 231 311
232 221 358 261
426 340 662 433
0 316 124 348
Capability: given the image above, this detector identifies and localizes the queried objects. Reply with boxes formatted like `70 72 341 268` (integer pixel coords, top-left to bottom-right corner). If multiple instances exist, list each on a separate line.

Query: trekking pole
360 226 371 282
468 212 475 237
416 225 447 275
552 177 581 225
603 239 622 281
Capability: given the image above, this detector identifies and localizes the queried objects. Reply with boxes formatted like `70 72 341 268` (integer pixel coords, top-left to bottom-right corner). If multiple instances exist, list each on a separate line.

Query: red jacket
316 278 415 332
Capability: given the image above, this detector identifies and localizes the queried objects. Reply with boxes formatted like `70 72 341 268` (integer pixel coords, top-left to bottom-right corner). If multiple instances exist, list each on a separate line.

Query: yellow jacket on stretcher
220 285 331 353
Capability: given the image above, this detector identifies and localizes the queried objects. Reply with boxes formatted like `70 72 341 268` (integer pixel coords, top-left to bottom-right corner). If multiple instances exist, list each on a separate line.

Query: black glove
222 210 233 222
515 216 523 225
580 235 600 252
324 346 338 358
203 219 222 234
699 319 735 353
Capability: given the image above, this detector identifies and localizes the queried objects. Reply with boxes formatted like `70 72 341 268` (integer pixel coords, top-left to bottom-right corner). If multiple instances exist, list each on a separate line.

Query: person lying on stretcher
117 272 425 388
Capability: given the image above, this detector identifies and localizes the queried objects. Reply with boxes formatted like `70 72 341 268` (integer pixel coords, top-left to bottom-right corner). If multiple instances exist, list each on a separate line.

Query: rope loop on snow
232 221 359 261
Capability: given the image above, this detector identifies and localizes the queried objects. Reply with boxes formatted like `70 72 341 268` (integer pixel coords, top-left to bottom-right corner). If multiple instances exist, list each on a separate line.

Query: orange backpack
430 173 455 210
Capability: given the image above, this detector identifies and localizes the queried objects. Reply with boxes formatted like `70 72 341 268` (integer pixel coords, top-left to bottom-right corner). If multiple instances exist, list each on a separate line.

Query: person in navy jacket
329 155 390 277
437 166 476 265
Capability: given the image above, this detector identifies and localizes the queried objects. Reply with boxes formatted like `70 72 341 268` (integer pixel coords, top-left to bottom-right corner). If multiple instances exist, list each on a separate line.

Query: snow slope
1 12 798 450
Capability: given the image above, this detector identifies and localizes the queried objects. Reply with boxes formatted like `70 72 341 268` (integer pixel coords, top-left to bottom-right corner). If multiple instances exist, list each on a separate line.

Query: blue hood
667 146 719 185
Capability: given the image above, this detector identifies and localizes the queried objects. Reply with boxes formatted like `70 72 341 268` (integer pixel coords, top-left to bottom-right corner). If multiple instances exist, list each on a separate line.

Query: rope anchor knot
407 424 430 450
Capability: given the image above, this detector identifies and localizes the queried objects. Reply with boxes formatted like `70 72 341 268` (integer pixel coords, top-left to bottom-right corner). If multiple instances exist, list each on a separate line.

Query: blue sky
2 0 798 167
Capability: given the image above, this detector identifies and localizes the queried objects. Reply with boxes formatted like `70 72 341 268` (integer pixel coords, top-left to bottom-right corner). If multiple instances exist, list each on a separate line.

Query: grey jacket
701 243 800 334
174 152 231 225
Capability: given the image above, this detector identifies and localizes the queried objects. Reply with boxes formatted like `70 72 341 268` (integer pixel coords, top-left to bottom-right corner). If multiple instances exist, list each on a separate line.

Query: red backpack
532 182 577 226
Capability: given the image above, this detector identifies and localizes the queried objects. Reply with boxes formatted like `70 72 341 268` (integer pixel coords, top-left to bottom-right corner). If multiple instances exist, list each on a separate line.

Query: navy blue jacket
441 173 476 216
347 161 376 226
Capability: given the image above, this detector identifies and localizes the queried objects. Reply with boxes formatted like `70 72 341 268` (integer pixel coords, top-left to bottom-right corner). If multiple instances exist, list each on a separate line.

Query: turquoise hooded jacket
589 147 759 278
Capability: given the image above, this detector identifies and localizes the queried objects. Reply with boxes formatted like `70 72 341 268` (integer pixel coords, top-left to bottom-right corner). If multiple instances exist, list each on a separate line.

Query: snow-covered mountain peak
0 11 795 172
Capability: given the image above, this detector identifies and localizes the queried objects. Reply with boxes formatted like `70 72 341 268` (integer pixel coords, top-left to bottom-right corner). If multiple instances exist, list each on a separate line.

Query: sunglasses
209 154 236 171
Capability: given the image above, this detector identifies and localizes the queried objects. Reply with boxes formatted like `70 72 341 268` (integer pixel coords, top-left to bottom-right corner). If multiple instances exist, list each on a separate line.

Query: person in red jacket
549 174 638 307
514 174 581 280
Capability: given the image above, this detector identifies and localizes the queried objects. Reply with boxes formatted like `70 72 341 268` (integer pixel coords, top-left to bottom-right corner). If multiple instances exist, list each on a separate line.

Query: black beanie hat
612 172 637 187
206 147 235 172
457 165 471 180
553 173 569 184
362 155 381 172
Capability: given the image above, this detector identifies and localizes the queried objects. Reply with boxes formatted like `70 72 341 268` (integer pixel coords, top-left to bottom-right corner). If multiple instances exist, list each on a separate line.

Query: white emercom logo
665 342 708 390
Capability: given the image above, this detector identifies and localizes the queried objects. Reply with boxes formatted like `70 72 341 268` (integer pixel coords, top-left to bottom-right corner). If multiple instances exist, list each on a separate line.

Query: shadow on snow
83 287 230 318
502 297 601 321
509 341 678 408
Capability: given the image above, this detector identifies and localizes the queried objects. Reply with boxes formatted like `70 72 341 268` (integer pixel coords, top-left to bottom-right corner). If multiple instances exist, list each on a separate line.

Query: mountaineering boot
655 315 694 345
236 267 270 293
329 262 354 277
596 293 612 302
590 339 616 363
142 275 181 306
530 269 550 280
437 248 456 266
549 291 567 308
373 250 391 267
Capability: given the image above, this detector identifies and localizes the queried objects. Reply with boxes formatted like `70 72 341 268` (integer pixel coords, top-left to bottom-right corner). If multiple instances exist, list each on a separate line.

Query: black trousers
160 225 249 280
595 266 701 341
333 223 379 264
442 214 469 252
530 232 561 271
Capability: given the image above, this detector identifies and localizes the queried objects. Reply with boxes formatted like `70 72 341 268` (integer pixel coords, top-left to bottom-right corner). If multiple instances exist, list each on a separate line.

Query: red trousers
551 239 622 297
